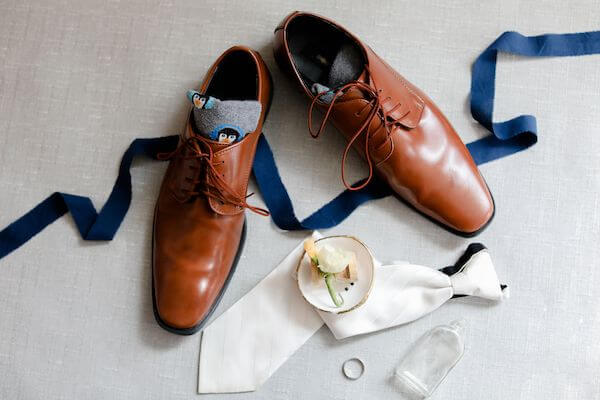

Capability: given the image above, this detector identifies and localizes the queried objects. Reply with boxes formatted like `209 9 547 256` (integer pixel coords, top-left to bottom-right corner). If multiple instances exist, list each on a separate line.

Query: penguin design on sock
187 90 216 110
213 125 242 144
187 89 262 145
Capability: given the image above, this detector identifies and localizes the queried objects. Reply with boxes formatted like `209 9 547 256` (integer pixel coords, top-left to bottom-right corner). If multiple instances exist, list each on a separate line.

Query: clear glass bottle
392 320 466 399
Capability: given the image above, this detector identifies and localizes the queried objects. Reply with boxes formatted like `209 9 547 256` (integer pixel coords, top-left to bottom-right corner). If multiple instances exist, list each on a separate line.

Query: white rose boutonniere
317 245 353 274
304 239 356 307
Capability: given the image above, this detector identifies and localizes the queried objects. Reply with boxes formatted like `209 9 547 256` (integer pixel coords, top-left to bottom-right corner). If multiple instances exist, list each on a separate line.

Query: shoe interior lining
204 50 258 101
287 15 365 90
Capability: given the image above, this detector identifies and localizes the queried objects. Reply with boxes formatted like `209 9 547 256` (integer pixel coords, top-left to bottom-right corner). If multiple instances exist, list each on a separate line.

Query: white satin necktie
198 232 507 393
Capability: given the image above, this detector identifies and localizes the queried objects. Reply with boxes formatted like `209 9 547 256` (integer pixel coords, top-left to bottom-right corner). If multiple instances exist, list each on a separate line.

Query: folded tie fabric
317 242 507 340
198 233 507 393
198 235 324 394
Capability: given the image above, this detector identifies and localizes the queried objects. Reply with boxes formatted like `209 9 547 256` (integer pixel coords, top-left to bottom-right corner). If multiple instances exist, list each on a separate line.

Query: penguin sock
187 90 262 145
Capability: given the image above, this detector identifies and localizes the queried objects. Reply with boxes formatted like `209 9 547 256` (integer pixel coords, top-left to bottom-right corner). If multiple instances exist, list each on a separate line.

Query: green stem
324 273 343 307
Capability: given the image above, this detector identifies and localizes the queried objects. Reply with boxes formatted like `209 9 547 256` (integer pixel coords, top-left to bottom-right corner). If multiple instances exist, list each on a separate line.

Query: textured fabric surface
192 99 262 141
328 43 363 87
0 1 599 399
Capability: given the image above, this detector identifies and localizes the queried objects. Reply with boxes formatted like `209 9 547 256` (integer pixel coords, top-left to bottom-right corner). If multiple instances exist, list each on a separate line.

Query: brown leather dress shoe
152 46 272 335
273 11 494 236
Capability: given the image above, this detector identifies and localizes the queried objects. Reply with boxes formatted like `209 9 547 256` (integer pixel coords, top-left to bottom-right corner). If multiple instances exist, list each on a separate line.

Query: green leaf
324 273 344 307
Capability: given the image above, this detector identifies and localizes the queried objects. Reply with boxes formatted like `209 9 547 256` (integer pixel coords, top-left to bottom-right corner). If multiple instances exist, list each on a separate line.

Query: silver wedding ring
342 358 365 380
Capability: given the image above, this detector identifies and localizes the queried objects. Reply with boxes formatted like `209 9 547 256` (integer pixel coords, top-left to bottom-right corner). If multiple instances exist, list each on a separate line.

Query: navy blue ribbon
2 29 600 260
468 30 600 164
0 136 179 259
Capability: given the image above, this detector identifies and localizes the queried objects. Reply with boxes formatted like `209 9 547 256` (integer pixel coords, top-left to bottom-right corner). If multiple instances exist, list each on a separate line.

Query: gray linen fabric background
1 0 599 399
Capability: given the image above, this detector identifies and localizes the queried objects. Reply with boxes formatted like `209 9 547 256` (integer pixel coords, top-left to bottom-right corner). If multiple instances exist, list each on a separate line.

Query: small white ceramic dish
296 236 375 314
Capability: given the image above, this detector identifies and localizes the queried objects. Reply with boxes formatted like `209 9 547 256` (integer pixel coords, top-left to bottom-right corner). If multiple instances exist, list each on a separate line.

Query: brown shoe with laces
273 11 494 236
152 46 271 335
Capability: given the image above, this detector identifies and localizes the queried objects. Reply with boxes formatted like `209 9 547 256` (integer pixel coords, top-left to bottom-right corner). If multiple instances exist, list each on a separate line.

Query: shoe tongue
186 90 262 146
339 84 368 101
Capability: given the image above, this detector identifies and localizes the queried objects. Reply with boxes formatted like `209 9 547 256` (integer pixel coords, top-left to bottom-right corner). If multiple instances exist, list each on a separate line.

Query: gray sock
328 43 363 88
187 90 262 144
310 43 363 104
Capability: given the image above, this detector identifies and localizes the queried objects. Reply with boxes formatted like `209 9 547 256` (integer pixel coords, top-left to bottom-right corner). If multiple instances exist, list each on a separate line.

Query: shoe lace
158 135 269 216
307 65 403 191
